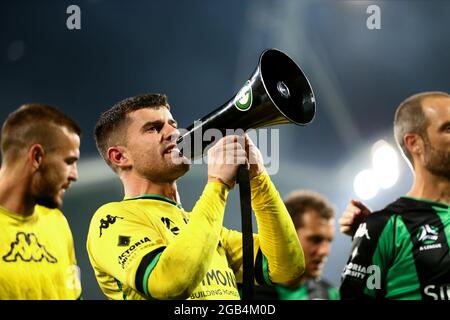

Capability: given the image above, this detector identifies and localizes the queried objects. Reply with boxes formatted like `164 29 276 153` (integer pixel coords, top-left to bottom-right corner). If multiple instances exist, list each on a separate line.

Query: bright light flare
372 140 399 189
353 169 379 200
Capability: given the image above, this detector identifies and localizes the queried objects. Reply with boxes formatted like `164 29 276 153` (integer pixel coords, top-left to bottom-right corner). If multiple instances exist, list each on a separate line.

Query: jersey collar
0 205 38 222
123 194 182 209
401 196 449 209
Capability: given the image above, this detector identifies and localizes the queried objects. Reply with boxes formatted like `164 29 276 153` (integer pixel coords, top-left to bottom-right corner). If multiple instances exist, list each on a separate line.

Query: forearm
251 174 305 284
147 182 229 299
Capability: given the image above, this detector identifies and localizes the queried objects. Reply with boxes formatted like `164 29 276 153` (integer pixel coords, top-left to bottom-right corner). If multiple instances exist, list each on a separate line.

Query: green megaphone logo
234 81 253 111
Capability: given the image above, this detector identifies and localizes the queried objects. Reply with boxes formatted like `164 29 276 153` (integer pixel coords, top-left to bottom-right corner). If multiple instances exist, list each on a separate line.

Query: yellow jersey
0 205 82 299
87 174 304 300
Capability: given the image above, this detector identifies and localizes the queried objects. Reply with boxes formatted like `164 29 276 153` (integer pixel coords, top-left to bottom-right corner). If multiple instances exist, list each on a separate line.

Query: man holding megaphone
86 93 305 300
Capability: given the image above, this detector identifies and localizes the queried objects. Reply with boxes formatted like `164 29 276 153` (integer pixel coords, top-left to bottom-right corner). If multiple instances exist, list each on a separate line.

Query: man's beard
423 138 450 180
139 160 191 183
35 194 60 209
33 172 62 209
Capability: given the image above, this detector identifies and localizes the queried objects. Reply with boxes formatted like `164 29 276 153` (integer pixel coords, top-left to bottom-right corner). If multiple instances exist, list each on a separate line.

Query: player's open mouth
164 144 181 155
311 260 324 268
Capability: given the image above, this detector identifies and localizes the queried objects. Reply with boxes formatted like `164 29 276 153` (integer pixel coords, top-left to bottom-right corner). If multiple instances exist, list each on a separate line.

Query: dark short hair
283 190 335 229
1 103 81 162
94 93 169 170
394 91 450 167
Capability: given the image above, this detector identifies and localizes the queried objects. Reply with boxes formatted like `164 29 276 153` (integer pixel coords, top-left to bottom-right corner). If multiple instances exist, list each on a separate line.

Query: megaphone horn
178 48 316 160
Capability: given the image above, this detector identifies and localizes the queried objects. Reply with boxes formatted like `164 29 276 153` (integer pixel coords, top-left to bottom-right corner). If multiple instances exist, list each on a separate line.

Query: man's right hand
207 135 247 189
339 199 372 236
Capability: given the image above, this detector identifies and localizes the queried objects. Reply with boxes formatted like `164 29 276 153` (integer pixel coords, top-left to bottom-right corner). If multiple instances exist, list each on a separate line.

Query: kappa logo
99 214 123 237
354 223 371 240
161 217 180 235
2 232 57 263
417 224 439 244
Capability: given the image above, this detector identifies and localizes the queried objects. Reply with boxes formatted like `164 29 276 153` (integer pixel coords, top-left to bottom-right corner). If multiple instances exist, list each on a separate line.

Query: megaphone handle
237 165 254 300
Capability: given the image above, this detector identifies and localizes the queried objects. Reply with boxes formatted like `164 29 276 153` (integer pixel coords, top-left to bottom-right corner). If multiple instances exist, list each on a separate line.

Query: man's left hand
245 133 265 179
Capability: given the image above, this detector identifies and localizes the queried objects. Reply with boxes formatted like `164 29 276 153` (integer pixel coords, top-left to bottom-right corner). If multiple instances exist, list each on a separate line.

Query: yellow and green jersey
87 174 304 300
0 205 82 300
86 190 260 300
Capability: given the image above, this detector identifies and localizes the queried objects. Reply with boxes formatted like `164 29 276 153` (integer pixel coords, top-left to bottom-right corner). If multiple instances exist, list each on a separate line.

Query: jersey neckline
123 194 182 209
401 196 449 209
0 205 37 222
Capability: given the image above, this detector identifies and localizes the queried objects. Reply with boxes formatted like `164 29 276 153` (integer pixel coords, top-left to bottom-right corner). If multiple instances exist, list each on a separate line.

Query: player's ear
28 144 45 171
107 146 132 171
404 133 423 157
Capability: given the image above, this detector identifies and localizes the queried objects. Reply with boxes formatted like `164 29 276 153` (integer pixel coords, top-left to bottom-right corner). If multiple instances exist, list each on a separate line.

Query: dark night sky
1 0 449 299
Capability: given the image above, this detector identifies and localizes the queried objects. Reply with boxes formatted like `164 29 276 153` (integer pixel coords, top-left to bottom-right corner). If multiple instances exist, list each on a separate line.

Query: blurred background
1 0 449 299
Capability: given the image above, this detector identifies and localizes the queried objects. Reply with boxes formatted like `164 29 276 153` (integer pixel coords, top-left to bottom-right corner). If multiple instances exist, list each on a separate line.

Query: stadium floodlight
353 169 379 200
372 140 399 189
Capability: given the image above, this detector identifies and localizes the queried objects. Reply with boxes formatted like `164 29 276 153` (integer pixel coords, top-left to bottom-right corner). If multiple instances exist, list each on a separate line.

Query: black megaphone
177 48 315 159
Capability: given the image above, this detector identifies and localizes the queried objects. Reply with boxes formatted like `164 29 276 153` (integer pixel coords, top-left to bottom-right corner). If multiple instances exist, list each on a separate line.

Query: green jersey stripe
400 202 450 300
135 246 166 298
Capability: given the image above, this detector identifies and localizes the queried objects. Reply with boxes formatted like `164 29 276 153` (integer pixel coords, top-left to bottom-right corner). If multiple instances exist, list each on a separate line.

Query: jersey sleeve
249 173 305 285
220 227 273 286
339 211 395 299
146 182 229 299
86 202 166 297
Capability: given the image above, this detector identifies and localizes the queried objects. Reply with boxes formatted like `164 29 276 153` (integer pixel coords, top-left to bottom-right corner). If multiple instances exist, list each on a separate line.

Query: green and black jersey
253 279 339 300
340 197 450 300
276 279 339 300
